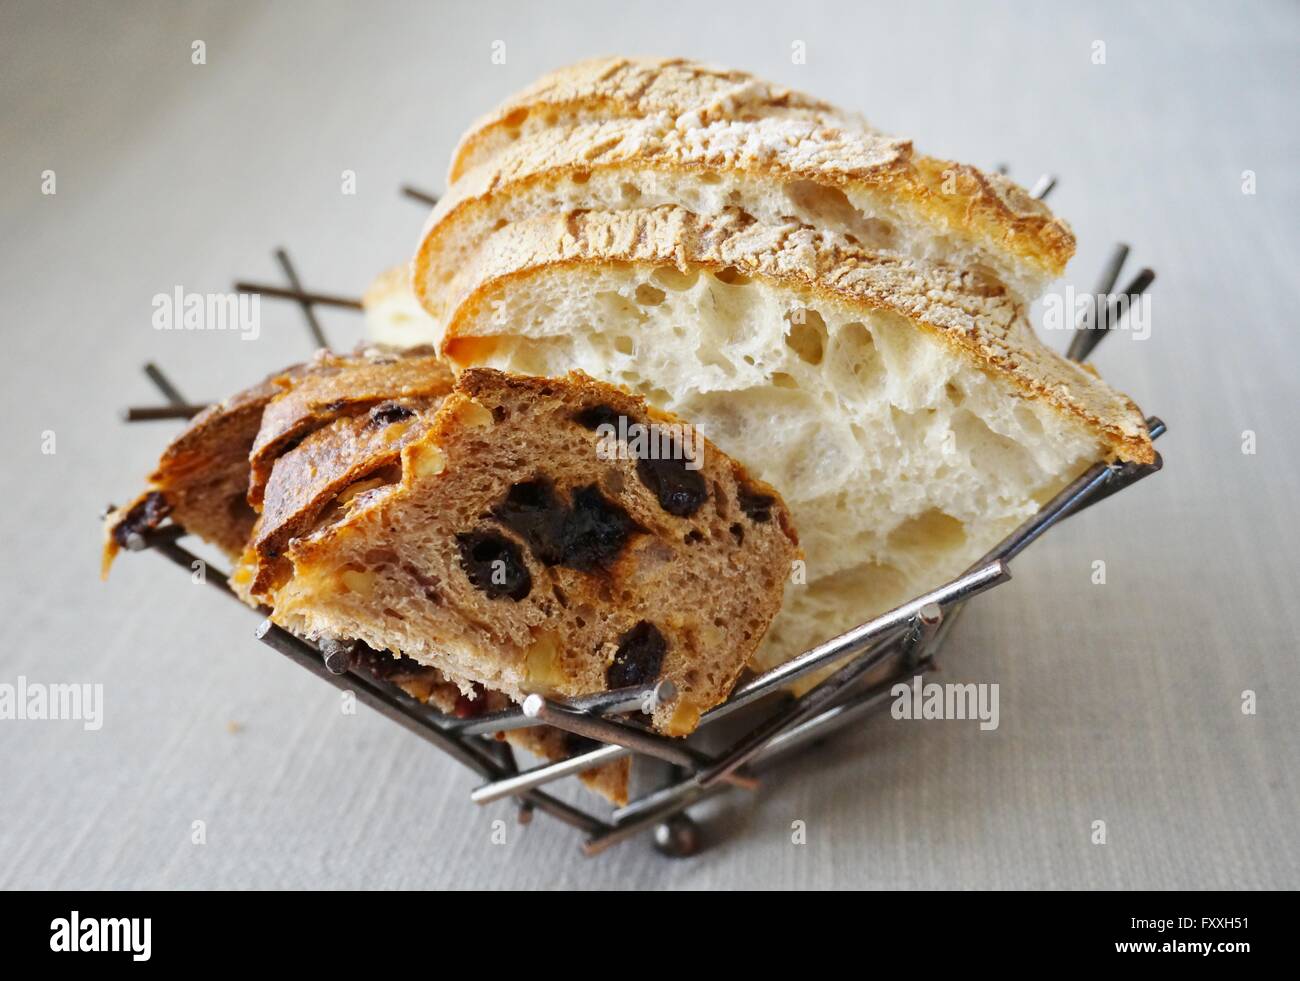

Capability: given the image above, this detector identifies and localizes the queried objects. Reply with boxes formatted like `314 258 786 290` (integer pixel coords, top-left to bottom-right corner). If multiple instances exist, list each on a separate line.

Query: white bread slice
267 367 800 734
429 206 1151 671
417 117 1071 335
449 56 872 182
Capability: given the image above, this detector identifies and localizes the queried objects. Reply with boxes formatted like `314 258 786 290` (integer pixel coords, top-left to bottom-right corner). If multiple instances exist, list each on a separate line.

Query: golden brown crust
449 55 865 182
442 207 1152 464
247 348 452 507
249 397 443 595
102 364 311 576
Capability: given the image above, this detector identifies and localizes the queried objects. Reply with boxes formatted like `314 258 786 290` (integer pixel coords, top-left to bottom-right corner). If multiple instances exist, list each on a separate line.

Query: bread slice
246 347 452 508
449 56 872 182
416 68 1071 344
263 367 800 735
363 265 438 348
426 205 1151 672
105 351 644 803
103 362 312 574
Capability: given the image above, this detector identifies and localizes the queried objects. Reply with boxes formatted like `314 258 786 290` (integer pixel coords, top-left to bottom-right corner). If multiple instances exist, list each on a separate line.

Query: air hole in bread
502 107 529 128
634 283 666 307
785 309 828 365
886 508 968 554
570 170 591 185
771 371 798 389
619 182 641 202
651 266 698 291
713 266 750 286
784 180 897 249
945 382 965 406
614 335 634 355
596 291 647 324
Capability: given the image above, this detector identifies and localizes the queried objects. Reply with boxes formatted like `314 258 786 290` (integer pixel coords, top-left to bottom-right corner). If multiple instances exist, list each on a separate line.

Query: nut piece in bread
263 367 800 735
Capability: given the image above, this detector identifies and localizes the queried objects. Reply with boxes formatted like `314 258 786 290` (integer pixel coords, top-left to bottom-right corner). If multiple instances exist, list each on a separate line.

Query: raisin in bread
417 206 1152 674
261 367 799 736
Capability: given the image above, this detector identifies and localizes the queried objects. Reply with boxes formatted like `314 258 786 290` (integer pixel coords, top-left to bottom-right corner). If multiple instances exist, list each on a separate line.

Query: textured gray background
2 0 1297 889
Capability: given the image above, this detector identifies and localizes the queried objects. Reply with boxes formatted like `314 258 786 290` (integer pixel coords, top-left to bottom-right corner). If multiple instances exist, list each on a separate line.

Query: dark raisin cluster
493 478 642 572
367 401 416 428
455 530 532 600
737 484 776 523
605 620 667 688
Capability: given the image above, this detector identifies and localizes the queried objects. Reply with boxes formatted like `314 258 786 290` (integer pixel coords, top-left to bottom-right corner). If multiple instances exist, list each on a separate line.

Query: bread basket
114 176 1163 857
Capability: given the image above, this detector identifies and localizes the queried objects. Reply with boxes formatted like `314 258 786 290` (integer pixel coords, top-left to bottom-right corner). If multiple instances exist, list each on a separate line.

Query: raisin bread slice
105 353 633 803
103 362 310 574
264 367 800 736
230 369 637 803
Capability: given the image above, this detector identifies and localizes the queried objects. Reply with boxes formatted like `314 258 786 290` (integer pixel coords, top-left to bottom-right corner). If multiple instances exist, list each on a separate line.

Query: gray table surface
2 0 1297 890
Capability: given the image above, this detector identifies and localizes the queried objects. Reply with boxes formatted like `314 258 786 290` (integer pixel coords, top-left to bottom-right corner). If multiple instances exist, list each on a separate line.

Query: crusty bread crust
248 349 452 507
422 59 1073 317
420 120 1073 318
442 206 1152 465
449 56 867 182
102 364 314 576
